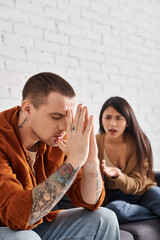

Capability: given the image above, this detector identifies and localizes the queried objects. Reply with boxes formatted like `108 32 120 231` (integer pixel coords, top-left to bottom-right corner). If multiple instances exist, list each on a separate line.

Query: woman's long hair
99 96 154 179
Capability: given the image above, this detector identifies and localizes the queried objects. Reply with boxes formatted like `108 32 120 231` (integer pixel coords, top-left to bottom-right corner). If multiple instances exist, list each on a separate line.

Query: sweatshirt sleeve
66 168 105 210
109 153 149 195
0 140 42 230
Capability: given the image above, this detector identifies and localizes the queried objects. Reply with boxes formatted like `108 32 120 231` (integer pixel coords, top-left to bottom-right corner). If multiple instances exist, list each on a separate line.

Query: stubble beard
30 127 57 147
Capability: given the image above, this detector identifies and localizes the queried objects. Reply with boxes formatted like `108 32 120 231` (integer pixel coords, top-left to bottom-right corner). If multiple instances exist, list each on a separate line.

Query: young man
0 72 120 240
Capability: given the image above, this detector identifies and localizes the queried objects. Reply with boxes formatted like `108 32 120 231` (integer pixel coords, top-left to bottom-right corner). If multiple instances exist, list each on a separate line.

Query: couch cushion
120 230 134 240
120 218 160 240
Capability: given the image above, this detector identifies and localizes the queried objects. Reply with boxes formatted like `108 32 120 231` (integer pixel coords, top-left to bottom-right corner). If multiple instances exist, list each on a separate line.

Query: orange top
0 106 105 230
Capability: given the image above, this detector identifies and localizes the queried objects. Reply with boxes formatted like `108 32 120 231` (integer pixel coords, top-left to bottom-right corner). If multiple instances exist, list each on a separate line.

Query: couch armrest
154 171 160 187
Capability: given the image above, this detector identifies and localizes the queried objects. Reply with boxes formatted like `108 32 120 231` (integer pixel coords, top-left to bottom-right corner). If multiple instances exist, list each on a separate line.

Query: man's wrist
65 156 83 169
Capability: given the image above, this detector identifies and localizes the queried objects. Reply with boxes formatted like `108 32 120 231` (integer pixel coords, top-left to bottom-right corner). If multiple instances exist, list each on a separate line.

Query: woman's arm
102 154 154 195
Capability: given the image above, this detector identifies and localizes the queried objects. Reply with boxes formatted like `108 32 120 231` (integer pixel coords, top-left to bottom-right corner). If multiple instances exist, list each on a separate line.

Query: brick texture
0 0 160 170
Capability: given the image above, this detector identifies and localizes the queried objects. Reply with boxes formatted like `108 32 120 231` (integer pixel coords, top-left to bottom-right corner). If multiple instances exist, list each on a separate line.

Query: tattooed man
0 72 119 240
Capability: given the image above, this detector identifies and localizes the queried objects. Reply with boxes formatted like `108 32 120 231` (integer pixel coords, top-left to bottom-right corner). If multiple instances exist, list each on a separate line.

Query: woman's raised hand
102 160 122 178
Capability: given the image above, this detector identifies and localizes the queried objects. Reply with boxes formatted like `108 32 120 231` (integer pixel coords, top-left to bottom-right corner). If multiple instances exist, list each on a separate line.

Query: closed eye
52 116 62 120
50 113 65 120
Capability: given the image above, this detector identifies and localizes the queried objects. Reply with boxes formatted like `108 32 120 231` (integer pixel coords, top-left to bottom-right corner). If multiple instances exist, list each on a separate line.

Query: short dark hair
22 72 76 108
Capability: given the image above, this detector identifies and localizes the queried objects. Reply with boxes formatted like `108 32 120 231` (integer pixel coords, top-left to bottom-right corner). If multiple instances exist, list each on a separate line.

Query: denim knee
106 201 123 213
141 186 160 216
14 230 42 240
96 207 118 223
94 207 119 239
0 227 41 240
106 201 127 222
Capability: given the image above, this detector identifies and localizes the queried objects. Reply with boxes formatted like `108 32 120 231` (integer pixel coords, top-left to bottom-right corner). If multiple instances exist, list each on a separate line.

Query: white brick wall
0 0 160 170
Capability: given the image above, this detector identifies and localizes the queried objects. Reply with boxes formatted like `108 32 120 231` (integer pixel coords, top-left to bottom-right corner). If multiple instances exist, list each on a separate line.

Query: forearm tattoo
29 163 79 225
96 170 101 202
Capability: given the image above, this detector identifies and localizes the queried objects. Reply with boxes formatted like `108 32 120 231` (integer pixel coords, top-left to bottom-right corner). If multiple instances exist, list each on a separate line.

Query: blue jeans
0 207 120 240
106 186 160 224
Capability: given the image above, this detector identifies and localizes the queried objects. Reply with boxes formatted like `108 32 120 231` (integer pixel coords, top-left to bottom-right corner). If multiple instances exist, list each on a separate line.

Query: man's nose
59 119 66 131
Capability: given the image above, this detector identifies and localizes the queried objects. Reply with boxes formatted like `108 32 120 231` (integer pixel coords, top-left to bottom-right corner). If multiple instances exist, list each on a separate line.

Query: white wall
0 0 160 170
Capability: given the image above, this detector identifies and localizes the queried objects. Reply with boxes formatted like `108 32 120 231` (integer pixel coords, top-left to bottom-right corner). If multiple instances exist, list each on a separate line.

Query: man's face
29 92 76 146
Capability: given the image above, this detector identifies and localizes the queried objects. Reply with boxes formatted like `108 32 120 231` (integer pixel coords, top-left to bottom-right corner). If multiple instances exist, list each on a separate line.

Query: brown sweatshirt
0 106 105 230
96 133 156 204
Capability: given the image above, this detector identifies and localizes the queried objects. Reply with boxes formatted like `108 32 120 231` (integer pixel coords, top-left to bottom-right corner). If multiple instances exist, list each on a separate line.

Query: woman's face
102 106 127 140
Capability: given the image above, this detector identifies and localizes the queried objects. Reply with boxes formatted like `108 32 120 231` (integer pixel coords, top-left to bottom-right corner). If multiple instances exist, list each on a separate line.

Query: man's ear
21 100 32 116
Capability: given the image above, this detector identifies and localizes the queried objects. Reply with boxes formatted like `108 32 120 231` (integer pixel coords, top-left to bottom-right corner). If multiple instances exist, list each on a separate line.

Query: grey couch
57 171 160 240
119 171 160 240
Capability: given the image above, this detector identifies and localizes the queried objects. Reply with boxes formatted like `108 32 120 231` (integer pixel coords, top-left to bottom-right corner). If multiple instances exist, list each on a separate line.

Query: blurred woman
96 96 160 224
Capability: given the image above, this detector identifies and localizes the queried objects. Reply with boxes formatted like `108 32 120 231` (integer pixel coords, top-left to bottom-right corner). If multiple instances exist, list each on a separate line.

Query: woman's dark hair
22 72 76 109
99 96 154 179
